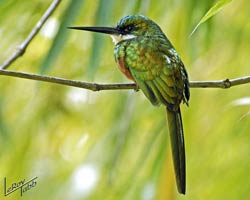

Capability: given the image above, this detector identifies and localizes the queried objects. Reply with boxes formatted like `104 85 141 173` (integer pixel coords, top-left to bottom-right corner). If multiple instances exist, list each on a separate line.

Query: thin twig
189 77 250 88
0 0 62 70
0 69 249 91
0 69 135 91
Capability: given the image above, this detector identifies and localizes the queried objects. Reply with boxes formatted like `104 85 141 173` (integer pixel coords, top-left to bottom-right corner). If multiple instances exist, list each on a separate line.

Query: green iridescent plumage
114 15 189 109
113 16 189 194
69 15 190 194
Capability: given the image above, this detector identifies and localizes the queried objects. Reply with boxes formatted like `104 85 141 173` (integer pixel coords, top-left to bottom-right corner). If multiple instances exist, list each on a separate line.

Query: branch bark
0 69 249 91
0 0 62 70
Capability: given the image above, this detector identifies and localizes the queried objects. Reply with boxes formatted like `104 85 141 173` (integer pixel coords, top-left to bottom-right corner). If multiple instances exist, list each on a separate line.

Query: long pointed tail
166 106 186 194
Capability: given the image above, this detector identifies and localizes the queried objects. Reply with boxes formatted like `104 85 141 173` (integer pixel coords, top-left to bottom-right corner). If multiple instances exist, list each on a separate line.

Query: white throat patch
111 34 137 45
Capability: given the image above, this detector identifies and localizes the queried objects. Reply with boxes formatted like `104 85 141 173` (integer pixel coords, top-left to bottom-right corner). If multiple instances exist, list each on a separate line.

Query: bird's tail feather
166 107 186 194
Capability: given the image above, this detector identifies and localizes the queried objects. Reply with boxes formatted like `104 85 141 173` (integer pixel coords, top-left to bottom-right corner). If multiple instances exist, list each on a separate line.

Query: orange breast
117 57 135 82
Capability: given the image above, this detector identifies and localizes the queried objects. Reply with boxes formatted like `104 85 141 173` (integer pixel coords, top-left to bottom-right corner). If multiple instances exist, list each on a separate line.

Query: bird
68 15 190 194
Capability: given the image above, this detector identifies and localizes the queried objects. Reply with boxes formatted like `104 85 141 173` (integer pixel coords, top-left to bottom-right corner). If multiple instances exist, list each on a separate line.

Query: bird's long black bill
67 26 121 35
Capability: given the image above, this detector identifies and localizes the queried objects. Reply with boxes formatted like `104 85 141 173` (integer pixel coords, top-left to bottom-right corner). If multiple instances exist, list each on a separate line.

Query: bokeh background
0 0 250 199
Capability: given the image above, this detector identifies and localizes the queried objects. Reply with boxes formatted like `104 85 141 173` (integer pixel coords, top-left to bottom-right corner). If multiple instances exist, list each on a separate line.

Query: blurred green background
0 0 250 199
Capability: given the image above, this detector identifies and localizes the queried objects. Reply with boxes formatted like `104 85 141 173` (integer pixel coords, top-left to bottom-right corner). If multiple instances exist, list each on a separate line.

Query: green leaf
190 0 232 36
86 0 115 80
40 0 85 74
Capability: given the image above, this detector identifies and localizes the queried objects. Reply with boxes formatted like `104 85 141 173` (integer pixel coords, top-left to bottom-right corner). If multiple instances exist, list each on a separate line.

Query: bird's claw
134 84 139 92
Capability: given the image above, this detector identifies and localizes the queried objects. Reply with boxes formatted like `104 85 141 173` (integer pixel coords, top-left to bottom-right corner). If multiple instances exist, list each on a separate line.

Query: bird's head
68 15 164 45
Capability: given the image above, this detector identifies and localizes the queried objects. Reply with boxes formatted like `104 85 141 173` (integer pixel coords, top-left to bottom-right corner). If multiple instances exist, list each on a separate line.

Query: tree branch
0 69 249 91
1 1 248 91
189 77 250 88
0 0 62 70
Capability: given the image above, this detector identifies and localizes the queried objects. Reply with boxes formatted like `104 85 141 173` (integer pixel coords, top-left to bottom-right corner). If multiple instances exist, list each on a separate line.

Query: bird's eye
125 25 134 32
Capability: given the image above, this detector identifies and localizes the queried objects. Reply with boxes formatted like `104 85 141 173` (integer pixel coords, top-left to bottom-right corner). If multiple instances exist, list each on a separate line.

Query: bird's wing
126 43 187 109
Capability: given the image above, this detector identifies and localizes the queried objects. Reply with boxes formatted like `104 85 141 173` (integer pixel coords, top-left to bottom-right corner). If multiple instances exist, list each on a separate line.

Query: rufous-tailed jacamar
69 15 190 194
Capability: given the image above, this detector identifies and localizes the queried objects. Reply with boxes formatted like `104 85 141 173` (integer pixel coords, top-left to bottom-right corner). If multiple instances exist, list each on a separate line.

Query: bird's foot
134 83 140 92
